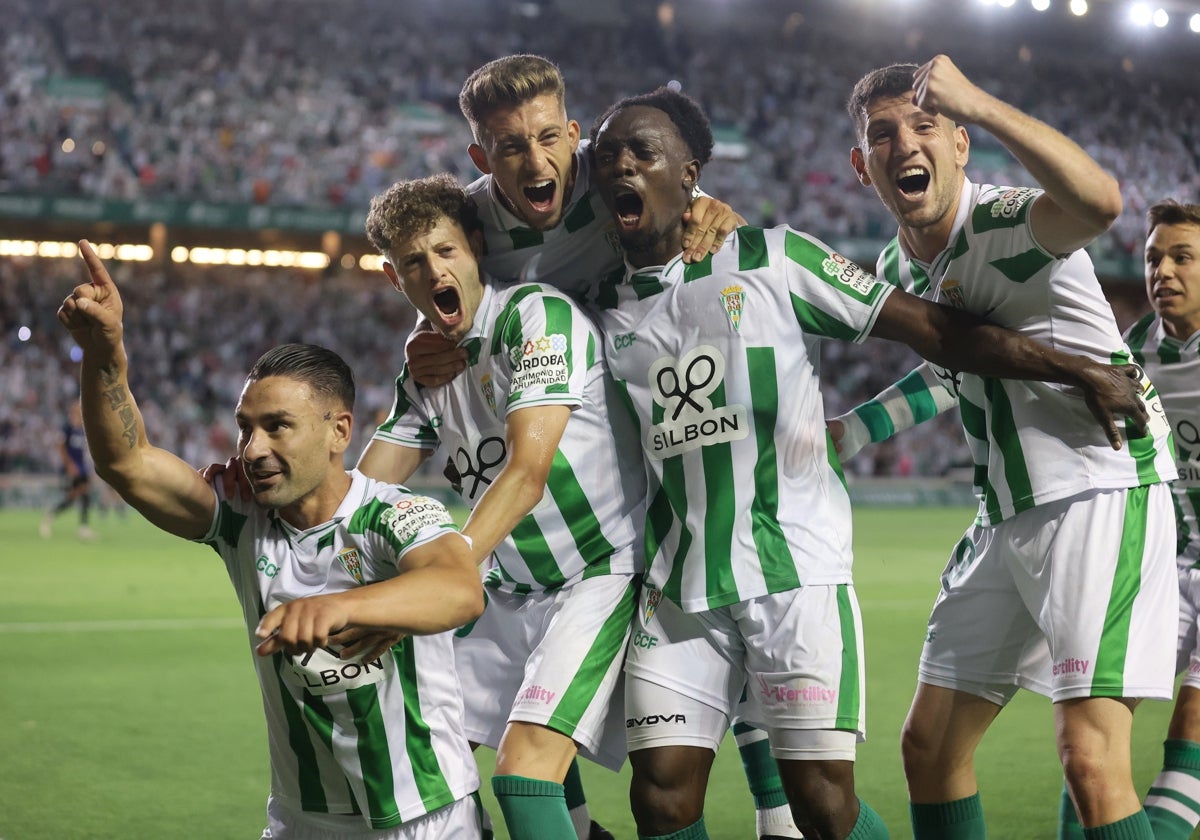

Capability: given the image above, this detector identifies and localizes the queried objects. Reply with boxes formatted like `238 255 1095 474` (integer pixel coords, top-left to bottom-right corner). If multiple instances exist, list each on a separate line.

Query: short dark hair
590 87 714 166
459 54 567 144
247 344 355 413
365 173 481 259
846 63 919 143
1147 199 1200 236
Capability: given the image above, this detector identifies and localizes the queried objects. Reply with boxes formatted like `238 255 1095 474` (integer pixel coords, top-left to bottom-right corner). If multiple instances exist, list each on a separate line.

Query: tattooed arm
58 241 217 539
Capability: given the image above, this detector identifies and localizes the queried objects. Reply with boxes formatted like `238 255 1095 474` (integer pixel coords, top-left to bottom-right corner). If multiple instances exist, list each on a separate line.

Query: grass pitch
0 506 1173 839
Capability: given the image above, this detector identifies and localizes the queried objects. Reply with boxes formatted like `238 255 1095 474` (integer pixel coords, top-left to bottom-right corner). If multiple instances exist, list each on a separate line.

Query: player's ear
954 124 970 169
850 146 872 187
683 160 699 195
468 229 485 262
381 260 403 292
468 144 491 175
567 119 581 151
330 409 353 454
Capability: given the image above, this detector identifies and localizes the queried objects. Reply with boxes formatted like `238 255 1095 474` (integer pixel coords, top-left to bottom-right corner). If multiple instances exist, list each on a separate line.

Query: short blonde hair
459 54 566 143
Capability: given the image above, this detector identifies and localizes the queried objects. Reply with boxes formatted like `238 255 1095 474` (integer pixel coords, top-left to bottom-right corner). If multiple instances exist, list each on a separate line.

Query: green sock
638 816 709 840
910 793 986 840
847 799 892 839
1059 781 1085 840
562 758 592 840
733 722 789 809
1145 738 1200 839
1081 810 1153 839
492 774 576 840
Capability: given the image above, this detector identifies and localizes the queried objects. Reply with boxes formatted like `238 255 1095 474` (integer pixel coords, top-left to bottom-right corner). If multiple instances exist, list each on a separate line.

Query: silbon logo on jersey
646 346 748 459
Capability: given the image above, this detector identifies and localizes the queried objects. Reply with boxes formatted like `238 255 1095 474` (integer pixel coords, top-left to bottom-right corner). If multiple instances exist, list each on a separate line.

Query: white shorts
1176 549 1200 689
624 583 867 757
920 484 1177 704
262 794 480 839
454 573 637 771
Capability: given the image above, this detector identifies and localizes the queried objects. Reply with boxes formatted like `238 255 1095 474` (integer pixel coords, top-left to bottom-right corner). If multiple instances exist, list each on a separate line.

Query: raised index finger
77 240 116 292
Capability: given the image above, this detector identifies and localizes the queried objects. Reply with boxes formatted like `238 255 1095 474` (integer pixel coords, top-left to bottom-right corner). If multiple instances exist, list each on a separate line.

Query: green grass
0 506 1174 839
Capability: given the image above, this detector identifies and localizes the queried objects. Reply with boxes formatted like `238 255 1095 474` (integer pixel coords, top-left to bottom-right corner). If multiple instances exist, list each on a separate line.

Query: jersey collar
898 178 976 271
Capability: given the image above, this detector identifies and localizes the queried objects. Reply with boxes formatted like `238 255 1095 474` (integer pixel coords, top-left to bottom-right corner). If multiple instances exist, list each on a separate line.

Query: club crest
720 285 745 332
337 547 364 584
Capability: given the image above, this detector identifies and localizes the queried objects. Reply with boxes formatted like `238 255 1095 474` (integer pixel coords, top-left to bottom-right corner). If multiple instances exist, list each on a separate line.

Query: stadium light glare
998 0 1015 7
1031 0 1051 11
1069 0 1088 15
1131 2 1153 24
360 254 386 272
1191 12 1200 30
1153 7 1169 26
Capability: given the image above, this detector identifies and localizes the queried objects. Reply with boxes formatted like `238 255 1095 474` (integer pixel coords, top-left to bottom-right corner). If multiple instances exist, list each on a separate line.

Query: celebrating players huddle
59 50 1198 840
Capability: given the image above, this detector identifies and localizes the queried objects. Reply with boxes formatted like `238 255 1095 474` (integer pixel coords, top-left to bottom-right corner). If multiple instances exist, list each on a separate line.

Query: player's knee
1168 688 1200 741
779 760 857 836
628 749 707 833
900 715 940 773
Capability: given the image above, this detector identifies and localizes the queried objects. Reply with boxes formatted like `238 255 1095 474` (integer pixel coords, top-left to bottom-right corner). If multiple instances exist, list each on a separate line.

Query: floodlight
1031 0 1050 10
1069 0 1088 15
1153 7 1168 27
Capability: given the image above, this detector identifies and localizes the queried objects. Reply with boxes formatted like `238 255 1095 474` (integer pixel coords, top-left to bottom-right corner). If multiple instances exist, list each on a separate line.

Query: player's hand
1077 362 1149 450
911 55 987 126
406 329 466 388
827 418 846 455
329 626 406 662
682 196 746 263
57 240 125 349
199 456 251 501
255 594 352 657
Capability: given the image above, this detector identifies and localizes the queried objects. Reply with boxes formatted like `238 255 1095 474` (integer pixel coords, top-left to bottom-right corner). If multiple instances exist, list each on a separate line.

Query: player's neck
1163 315 1200 343
277 471 353 531
900 213 958 265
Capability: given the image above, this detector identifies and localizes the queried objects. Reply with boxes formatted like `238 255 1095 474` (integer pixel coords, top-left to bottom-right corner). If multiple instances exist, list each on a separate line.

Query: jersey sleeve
352 491 461 574
370 366 439 451
495 287 592 415
833 362 961 460
194 480 247 560
776 228 895 343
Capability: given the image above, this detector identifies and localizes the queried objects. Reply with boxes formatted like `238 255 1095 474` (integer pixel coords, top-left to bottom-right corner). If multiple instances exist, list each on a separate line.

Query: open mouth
433 287 461 318
524 180 556 213
614 191 644 229
896 167 931 197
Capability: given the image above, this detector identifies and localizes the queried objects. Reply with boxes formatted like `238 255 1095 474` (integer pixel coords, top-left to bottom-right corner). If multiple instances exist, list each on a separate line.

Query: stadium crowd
1 0 1186 479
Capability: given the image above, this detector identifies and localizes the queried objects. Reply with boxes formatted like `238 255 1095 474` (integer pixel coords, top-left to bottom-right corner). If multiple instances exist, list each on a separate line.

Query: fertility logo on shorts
646 345 748 459
337 547 364 584
720 285 745 333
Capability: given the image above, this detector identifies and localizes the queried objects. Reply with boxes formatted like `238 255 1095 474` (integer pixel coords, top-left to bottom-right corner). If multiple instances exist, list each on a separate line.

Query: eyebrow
236 409 297 425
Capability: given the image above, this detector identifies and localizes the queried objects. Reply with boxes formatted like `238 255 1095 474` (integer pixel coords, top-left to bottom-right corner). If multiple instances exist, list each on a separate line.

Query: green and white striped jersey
469 142 623 297
588 226 895 613
875 180 1175 525
198 470 478 830
1127 313 1200 564
373 280 644 593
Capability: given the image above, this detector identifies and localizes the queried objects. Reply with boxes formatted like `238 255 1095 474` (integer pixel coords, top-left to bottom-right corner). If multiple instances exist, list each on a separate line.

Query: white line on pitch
0 617 244 633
